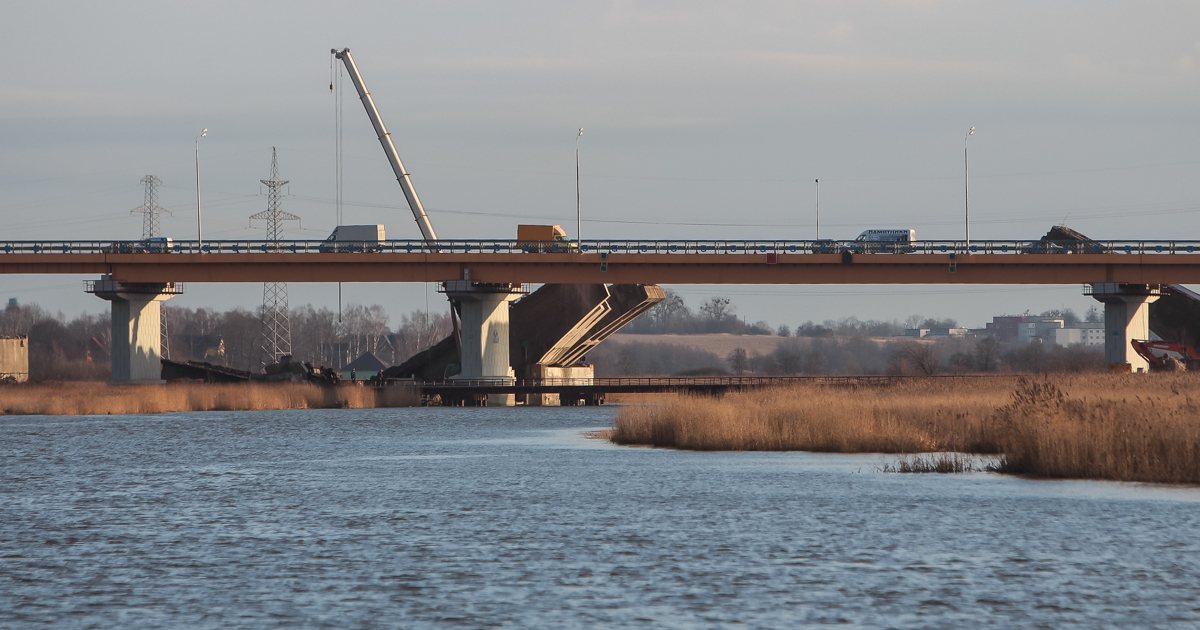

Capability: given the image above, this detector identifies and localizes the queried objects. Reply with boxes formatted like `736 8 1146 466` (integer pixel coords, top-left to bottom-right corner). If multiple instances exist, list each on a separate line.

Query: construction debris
161 354 342 385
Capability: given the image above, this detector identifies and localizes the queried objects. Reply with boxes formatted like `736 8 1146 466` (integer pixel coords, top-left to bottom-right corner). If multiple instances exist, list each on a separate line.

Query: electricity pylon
131 175 170 239
250 148 299 367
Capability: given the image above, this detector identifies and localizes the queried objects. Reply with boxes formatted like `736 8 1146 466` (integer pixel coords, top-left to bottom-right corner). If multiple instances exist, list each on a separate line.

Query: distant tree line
0 300 453 380
590 335 1103 377
628 290 1102 340
3 290 1105 381
626 289 963 338
160 304 451 372
623 291 775 335
0 302 110 380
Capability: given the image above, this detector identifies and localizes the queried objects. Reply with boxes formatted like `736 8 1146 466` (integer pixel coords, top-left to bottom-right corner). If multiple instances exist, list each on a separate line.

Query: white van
854 229 915 253
322 225 385 252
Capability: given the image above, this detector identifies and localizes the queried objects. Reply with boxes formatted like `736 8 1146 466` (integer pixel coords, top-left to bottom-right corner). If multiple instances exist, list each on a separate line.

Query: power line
273 144 1200 185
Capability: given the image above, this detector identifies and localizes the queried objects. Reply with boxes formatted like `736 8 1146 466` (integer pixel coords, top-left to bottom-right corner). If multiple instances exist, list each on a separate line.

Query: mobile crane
331 48 438 243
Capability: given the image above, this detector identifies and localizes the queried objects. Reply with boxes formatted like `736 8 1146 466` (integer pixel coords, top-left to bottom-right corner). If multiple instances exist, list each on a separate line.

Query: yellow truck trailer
517 225 573 252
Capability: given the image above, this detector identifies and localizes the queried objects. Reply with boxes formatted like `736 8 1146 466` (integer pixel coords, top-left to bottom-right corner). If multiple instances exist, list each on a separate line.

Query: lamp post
964 126 974 251
196 128 207 250
815 179 820 240
576 127 583 250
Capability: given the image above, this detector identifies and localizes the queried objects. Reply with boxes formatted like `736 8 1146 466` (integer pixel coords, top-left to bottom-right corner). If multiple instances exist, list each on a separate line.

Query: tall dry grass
992 378 1200 484
612 378 1014 453
611 375 1200 484
0 382 419 416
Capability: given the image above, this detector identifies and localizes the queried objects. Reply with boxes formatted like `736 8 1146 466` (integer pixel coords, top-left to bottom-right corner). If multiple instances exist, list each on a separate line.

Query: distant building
977 315 1104 347
902 328 967 339
1016 319 1104 347
1017 318 1065 343
1059 323 1105 347
925 327 968 339
342 352 387 380
985 315 1035 342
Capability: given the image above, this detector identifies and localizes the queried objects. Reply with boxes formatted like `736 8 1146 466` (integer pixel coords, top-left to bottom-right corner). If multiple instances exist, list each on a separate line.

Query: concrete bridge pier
443 280 524 406
1088 283 1164 373
87 275 183 383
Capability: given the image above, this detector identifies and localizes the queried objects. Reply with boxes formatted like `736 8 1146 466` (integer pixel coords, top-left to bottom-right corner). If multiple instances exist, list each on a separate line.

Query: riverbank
611 375 1200 484
0 382 419 415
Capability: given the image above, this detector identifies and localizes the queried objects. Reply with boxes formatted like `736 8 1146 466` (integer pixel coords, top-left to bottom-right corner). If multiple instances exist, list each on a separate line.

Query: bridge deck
2 239 1199 284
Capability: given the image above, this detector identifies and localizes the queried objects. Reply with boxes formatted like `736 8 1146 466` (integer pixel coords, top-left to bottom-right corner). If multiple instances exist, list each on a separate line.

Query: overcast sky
2 1 1198 328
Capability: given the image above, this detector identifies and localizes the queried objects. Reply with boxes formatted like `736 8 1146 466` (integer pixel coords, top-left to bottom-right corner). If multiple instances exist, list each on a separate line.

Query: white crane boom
332 48 438 243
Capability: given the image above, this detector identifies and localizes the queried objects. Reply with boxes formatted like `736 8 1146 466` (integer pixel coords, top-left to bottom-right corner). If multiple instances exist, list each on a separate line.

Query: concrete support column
88 276 183 383
444 280 525 406
1089 283 1163 373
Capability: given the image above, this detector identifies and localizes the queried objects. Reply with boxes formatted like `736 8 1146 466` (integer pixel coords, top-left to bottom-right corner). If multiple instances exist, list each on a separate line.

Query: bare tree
617 347 640 375
394 309 453 363
0 302 50 336
775 344 802 374
339 304 391 360
649 289 689 331
727 347 749 375
699 297 734 322
975 336 1000 372
291 305 339 365
802 349 825 374
948 352 974 373
894 340 941 375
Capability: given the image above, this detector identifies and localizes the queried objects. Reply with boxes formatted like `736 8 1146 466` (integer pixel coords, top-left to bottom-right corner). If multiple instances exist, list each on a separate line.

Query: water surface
2 407 1198 628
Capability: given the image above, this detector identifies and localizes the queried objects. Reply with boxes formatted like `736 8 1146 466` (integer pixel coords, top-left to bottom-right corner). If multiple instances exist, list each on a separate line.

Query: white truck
322 225 385 252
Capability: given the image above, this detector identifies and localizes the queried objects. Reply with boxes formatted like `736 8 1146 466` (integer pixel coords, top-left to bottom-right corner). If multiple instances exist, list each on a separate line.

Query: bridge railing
2 239 1199 256
403 374 991 388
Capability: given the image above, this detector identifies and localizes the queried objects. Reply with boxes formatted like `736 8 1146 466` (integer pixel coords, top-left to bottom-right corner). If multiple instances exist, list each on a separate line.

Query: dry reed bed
0 382 419 416
611 375 1200 484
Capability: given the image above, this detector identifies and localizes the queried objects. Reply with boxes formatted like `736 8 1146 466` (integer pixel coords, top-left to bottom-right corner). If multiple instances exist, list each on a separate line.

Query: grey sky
2 1 1198 328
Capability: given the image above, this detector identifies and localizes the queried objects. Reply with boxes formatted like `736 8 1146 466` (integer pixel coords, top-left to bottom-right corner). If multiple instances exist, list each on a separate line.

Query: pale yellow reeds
0 382 419 416
992 378 1200 484
611 375 1200 484
612 377 1013 452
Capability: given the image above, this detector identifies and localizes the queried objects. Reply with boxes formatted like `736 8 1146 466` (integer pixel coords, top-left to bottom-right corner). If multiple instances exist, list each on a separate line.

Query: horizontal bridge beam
2 251 1200 284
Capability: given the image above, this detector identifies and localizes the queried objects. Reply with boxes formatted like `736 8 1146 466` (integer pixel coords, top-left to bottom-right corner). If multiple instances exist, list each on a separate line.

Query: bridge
3 238 1200 284
0 238 1186 390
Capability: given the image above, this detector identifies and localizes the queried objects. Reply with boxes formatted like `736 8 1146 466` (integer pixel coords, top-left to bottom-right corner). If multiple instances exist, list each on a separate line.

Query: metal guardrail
2 239 1200 256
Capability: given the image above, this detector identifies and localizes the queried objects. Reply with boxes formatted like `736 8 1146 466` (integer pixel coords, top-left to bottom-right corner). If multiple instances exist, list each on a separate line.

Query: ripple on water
1 407 1198 628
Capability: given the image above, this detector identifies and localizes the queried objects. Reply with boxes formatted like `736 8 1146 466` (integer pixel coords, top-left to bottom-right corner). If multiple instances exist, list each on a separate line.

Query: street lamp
815 179 820 240
965 126 974 251
196 128 207 250
576 127 583 250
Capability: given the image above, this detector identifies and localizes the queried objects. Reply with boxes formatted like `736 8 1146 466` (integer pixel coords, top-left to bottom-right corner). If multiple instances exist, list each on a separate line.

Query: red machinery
1131 339 1200 371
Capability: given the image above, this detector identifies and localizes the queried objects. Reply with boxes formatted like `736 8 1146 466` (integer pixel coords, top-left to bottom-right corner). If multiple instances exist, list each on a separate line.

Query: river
2 407 1198 628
